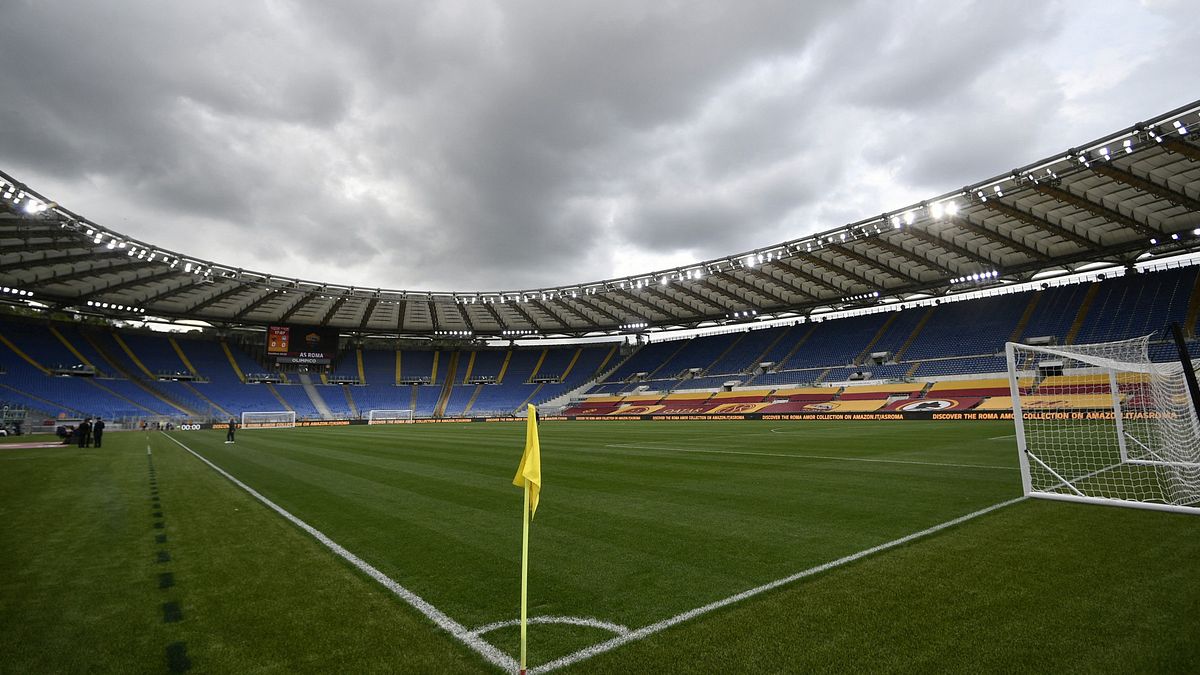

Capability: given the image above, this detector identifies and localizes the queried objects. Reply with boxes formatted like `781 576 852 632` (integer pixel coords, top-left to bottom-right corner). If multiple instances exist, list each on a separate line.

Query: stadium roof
3 100 1200 339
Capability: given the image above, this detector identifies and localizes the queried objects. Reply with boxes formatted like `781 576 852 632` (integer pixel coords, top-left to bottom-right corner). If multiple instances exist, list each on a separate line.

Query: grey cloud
1 0 1197 294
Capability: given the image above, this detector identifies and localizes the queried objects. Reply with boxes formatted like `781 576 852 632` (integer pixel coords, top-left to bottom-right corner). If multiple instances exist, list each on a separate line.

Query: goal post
367 409 414 425
241 410 297 429
1006 335 1200 515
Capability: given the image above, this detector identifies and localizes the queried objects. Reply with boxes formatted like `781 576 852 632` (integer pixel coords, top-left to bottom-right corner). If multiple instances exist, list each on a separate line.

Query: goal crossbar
241 410 296 429
367 409 414 424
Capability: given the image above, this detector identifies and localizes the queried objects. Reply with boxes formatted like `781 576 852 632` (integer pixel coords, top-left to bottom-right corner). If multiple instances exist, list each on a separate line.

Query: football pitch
3 420 1199 673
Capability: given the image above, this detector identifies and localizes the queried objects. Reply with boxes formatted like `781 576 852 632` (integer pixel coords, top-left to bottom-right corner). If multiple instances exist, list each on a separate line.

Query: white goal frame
367 409 414 425
241 410 297 429
1006 336 1200 515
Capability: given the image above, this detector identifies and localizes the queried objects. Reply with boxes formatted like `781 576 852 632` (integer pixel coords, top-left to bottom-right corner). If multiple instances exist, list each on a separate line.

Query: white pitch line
469 615 630 638
159 432 519 673
604 443 1017 471
532 495 1027 673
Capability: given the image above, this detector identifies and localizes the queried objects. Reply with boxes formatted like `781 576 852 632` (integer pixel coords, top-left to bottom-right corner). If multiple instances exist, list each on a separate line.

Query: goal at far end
1006 334 1200 515
241 410 297 429
367 409 414 424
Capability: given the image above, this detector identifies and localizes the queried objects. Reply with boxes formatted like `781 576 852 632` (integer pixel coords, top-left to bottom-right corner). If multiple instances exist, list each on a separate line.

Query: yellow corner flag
512 404 541 673
512 404 542 518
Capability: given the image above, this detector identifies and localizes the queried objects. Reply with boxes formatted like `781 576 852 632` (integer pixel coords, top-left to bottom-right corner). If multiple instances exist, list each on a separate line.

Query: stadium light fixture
1174 120 1188 135
106 239 117 249
904 211 915 225
1123 139 1134 154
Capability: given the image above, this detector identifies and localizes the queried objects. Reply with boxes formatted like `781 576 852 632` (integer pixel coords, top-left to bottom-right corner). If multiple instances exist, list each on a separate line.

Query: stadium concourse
1 101 1200 428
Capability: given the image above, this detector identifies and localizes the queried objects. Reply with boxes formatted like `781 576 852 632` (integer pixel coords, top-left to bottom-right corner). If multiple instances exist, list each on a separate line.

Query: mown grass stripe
159 432 519 673
533 495 1027 673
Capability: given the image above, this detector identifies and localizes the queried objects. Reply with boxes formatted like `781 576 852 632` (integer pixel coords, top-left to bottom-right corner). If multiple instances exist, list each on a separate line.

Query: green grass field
2 420 1198 673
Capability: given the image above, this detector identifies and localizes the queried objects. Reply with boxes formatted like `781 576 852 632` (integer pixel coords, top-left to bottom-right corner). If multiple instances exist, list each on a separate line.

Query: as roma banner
882 397 984 412
706 402 772 415
608 405 665 416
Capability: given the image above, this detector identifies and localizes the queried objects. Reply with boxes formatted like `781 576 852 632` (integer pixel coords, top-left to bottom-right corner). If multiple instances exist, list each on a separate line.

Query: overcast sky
2 1 1197 292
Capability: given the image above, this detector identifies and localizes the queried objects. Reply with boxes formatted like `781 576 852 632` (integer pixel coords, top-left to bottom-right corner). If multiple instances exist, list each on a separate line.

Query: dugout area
2 420 1198 673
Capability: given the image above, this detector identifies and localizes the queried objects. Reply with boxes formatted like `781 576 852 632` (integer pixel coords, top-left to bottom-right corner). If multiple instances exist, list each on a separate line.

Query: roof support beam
1162 137 1200 163
1091 162 1200 213
591 294 644 322
548 297 593 326
769 258 845 295
712 270 794 307
450 299 475 331
0 238 90 253
860 237 959 278
232 289 283 321
947 215 1052 262
474 301 503 330
796 253 880 291
695 278 755 309
186 282 255 314
827 243 926 285
740 266 818 302
321 295 350 326
663 281 725 315
901 227 997 268
641 284 704 318
358 297 381 331
279 291 318 324
506 300 541 329
610 287 665 320
528 299 572 330
980 198 1102 250
9 252 134 280
1033 183 1163 238
396 297 408 332
567 296 622 324
79 269 190 303
426 300 440 331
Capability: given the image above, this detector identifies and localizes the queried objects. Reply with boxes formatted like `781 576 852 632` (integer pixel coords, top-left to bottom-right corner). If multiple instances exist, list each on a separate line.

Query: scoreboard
267 325 339 365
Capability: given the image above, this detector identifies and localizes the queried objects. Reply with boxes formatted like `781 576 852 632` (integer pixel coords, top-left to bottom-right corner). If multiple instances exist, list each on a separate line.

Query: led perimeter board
267 325 340 365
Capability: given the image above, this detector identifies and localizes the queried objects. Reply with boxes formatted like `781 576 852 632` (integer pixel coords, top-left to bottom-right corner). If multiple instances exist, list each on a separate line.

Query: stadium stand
6 263 1200 424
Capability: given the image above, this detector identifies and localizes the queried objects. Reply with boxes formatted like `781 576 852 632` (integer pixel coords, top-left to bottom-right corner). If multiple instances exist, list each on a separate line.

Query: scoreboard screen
267 325 339 364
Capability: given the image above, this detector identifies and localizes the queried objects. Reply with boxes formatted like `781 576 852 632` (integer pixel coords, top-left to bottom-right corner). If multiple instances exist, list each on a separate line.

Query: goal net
1006 335 1200 514
367 409 414 425
241 410 297 429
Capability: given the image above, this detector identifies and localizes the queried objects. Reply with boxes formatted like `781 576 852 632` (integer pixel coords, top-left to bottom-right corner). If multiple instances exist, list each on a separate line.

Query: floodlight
945 201 959 216
930 202 944 218
904 211 915 225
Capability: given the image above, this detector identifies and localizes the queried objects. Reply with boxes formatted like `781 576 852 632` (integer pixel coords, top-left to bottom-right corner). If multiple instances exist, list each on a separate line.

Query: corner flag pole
520 480 530 674
512 404 541 674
